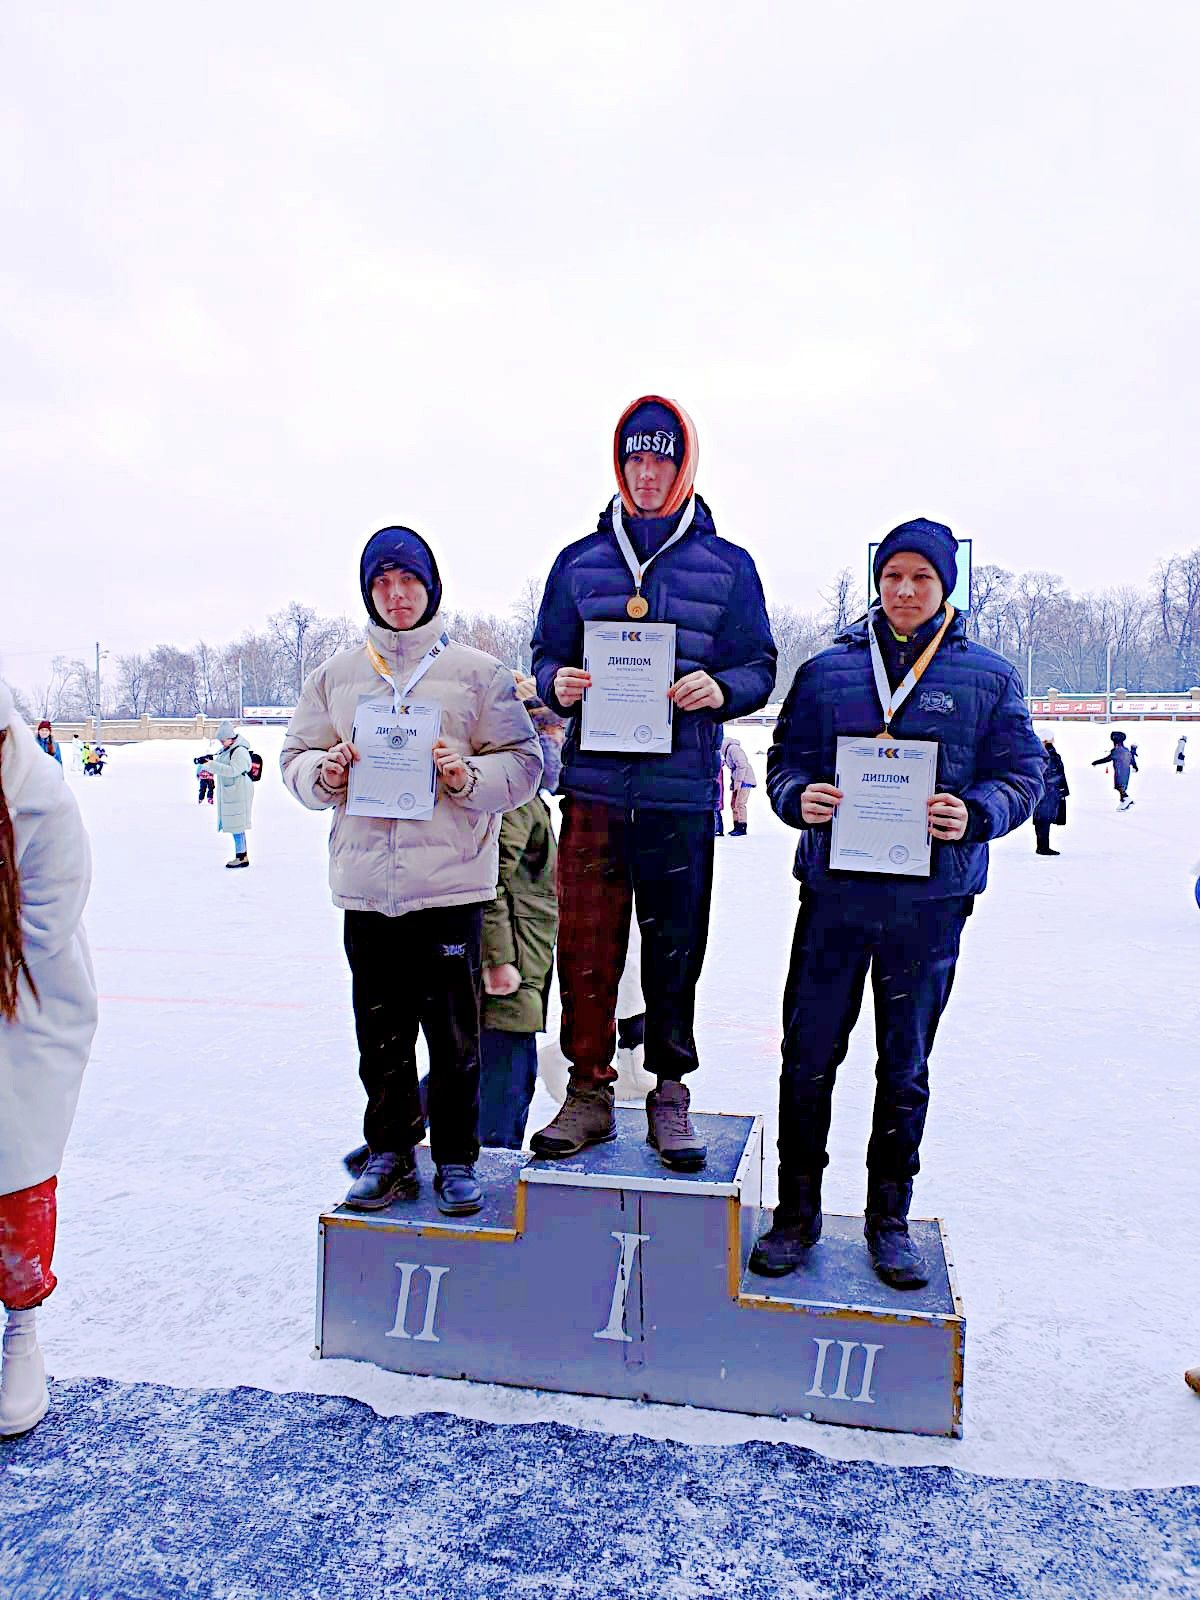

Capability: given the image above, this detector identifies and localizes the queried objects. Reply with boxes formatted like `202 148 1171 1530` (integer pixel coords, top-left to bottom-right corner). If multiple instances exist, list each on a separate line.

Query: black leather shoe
865 1177 929 1289
343 1150 418 1211
433 1163 483 1216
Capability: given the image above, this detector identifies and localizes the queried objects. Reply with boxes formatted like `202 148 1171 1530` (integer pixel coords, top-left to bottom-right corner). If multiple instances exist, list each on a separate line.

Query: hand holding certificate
829 736 939 877
580 620 677 755
346 694 442 820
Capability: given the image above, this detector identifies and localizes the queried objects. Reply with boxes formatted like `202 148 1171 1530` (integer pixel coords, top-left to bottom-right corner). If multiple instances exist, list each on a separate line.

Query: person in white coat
213 720 253 867
0 683 98 1436
281 527 542 1218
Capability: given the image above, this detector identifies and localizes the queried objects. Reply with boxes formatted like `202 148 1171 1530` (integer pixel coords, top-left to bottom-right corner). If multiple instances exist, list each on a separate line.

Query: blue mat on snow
1 1377 1197 1599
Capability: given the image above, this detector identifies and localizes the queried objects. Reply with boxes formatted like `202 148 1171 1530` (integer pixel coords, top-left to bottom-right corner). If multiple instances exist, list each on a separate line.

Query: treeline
19 548 1200 721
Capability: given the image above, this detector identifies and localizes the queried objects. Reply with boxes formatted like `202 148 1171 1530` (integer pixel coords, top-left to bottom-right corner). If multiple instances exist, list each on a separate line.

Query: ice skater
751 518 1044 1288
35 721 62 767
1092 730 1137 808
0 682 98 1436
1175 735 1187 774
282 526 541 1217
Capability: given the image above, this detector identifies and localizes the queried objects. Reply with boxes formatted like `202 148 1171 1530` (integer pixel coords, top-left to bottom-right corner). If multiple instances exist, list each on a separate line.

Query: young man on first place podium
530 396 776 1170
754 519 1044 1287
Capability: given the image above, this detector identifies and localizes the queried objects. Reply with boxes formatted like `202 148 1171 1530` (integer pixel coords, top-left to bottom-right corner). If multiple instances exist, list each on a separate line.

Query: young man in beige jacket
281 527 542 1216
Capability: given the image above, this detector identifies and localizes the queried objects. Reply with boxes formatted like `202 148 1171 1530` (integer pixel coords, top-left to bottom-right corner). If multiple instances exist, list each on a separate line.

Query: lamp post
1105 641 1113 717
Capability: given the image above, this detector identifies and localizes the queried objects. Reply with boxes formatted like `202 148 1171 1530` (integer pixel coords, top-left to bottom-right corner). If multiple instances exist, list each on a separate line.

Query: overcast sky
3 2 1197 693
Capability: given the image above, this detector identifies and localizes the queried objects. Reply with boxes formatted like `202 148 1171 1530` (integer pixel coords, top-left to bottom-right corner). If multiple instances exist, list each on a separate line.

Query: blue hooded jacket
768 609 1044 905
532 495 776 812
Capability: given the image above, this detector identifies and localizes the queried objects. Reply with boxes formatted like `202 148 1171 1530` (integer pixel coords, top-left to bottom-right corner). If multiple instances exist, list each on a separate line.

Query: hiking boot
225 853 250 869
530 1084 617 1158
749 1176 823 1277
343 1149 418 1210
646 1079 706 1171
0 1310 49 1438
865 1177 929 1289
434 1164 483 1216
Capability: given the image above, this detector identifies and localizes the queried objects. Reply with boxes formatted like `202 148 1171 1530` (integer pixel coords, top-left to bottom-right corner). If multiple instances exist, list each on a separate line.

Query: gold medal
626 593 649 620
876 728 894 740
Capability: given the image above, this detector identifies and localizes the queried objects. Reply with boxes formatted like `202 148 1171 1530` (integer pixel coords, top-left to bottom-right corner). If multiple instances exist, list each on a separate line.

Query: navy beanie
360 527 442 629
873 517 958 603
619 400 684 465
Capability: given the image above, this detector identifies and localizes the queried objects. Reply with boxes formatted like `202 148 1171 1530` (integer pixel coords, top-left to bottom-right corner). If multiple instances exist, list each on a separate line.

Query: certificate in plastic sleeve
346 696 441 820
580 621 676 756
829 736 938 877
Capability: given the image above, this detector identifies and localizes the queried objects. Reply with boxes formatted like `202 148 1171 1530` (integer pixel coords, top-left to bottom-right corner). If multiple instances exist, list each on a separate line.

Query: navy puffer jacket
532 496 776 812
768 610 1044 905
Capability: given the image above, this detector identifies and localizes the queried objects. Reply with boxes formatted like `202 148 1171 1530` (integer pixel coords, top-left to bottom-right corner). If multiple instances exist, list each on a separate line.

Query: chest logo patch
919 690 955 715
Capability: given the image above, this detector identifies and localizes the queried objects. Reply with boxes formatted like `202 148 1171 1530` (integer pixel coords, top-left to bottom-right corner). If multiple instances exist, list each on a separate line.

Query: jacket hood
613 395 698 518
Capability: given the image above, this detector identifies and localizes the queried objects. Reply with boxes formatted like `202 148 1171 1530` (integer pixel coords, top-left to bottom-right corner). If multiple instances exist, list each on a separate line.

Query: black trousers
343 905 484 1166
778 893 970 1182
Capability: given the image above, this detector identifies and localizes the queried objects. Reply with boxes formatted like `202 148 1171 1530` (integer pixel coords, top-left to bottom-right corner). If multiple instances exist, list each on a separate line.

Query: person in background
1187 1365 1200 1396
213 721 253 866
753 518 1044 1289
0 682 98 1436
35 722 62 768
281 526 541 1217
194 752 216 805
1032 736 1069 856
1175 735 1187 774
1092 730 1137 809
722 734 758 837
477 677 563 1148
530 394 776 1170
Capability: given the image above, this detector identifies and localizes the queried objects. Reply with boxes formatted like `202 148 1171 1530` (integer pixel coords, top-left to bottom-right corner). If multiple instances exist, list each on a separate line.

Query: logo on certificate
634 725 653 744
389 730 409 749
398 792 416 811
888 845 910 865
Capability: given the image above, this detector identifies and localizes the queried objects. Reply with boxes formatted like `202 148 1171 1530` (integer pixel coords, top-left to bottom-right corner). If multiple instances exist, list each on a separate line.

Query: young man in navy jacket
530 396 775 1169
753 519 1044 1286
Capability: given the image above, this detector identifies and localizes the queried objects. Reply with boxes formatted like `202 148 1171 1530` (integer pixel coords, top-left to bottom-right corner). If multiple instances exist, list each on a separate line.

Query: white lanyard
366 631 450 711
867 606 955 734
610 495 696 597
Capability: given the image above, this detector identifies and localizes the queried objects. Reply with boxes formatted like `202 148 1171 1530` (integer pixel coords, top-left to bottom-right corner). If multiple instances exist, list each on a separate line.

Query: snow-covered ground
43 720 1200 1488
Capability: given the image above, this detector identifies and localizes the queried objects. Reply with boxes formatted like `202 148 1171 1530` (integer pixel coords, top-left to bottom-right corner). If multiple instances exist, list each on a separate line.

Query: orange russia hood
613 395 698 518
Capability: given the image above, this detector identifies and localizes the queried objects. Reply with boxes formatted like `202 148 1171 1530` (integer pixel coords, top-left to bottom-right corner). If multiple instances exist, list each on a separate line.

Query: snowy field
43 719 1200 1490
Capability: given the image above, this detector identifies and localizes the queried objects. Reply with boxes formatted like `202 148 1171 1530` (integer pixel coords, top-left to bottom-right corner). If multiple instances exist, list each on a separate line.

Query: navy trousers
778 893 971 1181
478 1028 538 1150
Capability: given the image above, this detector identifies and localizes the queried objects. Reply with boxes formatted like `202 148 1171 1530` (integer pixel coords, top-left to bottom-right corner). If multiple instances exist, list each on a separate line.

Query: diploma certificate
347 695 441 820
580 621 676 755
829 736 938 877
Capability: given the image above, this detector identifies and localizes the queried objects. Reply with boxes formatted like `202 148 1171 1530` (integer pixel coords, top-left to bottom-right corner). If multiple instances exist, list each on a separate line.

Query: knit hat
216 720 237 741
873 518 958 603
360 527 442 630
613 395 698 517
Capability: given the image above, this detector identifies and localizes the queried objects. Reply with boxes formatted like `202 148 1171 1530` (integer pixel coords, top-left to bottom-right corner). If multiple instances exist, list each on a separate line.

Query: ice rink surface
45 718 1200 1487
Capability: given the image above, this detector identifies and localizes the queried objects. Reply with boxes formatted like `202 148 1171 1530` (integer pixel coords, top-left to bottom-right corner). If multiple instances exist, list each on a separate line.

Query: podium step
317 1110 964 1437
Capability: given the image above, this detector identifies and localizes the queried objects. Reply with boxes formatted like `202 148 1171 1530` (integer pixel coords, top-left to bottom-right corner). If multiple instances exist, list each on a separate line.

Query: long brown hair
0 728 36 1020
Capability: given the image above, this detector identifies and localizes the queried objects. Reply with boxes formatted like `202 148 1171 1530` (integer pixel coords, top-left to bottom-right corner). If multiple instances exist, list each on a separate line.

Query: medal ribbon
868 605 955 736
610 495 696 605
365 631 450 711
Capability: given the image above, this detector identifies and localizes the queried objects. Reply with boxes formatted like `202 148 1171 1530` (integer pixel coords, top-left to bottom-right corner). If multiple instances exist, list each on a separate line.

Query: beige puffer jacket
281 615 542 917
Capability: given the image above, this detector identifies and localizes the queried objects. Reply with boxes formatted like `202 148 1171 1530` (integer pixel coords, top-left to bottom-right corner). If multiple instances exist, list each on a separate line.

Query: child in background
194 753 216 804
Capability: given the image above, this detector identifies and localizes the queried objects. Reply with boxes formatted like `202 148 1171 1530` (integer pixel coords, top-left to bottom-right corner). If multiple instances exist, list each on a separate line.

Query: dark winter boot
730 822 747 837
225 853 250 869
343 1149 418 1211
865 1177 928 1289
749 1175 823 1278
433 1163 483 1216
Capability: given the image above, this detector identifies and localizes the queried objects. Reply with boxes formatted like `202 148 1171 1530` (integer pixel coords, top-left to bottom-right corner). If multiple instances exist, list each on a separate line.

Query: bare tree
510 575 544 672
819 566 864 635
